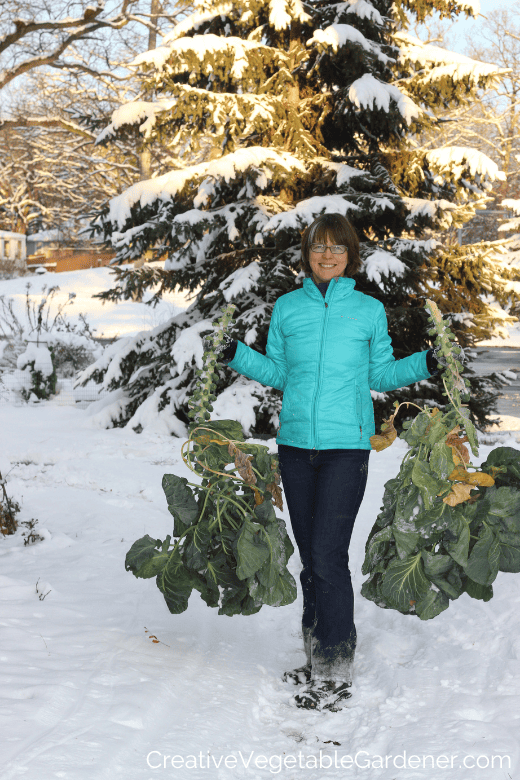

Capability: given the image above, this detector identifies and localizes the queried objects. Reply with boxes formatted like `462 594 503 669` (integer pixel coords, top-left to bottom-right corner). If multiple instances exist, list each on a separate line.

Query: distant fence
0 372 110 406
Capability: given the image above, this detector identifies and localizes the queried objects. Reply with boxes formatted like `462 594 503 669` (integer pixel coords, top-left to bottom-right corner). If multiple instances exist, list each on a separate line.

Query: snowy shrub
0 284 103 382
0 467 20 536
16 341 57 401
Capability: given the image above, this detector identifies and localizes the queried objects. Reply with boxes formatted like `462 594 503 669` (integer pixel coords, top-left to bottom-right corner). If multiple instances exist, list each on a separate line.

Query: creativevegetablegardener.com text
146 749 511 773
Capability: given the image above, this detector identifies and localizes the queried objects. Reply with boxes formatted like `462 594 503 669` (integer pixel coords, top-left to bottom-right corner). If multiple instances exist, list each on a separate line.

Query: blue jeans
277 444 370 683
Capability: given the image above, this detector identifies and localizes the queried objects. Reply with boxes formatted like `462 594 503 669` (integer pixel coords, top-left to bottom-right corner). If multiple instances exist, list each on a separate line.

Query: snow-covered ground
1 407 520 780
0 266 195 339
2 267 520 779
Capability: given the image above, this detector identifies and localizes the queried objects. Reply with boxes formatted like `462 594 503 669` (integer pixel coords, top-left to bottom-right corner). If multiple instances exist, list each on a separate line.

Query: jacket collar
303 275 356 302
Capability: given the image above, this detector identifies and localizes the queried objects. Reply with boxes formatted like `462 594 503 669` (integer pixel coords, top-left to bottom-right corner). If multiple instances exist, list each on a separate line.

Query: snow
426 147 506 183
268 0 311 30
396 32 506 89
1 403 520 778
264 195 361 233
26 228 62 242
337 0 384 24
17 342 54 377
2 266 520 777
96 99 176 143
402 197 458 227
108 148 306 231
219 261 262 302
0 267 189 339
132 35 284 79
164 4 233 42
348 74 422 124
364 250 407 285
308 24 392 63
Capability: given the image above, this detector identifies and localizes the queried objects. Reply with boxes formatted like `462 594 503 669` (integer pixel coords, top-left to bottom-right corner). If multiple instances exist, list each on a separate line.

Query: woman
214 213 439 712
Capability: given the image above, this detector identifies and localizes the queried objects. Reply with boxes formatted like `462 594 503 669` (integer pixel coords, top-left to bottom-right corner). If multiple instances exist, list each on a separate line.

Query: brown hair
300 213 361 277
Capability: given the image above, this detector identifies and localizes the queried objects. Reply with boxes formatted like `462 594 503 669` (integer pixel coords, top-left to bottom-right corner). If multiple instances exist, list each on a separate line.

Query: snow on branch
263 194 361 233
349 73 422 124
395 32 508 91
336 0 384 24
219 262 263 302
364 249 407 286
403 197 458 228
268 0 311 31
426 147 505 184
163 5 234 43
96 99 177 142
308 24 392 63
107 147 306 230
131 34 287 80
498 199 520 233
96 88 285 152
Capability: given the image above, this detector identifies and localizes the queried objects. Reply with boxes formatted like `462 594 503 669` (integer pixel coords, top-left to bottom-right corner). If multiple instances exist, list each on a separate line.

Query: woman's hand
203 332 237 363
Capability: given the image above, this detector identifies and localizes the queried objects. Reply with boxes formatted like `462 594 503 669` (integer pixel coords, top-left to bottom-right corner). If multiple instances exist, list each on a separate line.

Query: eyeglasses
311 243 347 254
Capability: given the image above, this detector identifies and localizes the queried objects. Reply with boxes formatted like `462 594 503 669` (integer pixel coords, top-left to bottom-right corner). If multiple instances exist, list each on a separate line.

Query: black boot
293 680 352 711
282 664 312 685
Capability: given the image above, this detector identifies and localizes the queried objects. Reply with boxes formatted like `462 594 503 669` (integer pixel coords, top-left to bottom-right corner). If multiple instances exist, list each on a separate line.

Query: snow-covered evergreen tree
79 0 518 436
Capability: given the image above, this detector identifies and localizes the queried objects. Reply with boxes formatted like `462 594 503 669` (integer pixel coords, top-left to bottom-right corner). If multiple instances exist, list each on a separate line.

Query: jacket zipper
356 385 363 440
312 280 336 449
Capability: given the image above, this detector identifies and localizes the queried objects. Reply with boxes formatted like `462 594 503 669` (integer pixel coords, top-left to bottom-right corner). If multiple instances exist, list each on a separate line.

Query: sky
435 0 520 55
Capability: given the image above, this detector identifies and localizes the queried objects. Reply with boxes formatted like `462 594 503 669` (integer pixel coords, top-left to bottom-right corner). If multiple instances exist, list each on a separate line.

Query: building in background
0 230 26 273
25 229 117 273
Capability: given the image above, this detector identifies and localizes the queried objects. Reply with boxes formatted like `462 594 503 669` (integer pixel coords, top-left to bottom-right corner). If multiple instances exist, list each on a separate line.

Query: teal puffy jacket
227 276 432 450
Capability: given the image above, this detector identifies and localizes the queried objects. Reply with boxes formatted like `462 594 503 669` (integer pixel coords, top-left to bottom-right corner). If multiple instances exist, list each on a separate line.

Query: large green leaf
362 525 393 574
402 412 431 447
235 521 270 579
381 553 431 613
458 407 478 456
481 446 520 487
425 413 450 448
256 522 285 588
464 523 500 586
415 588 449 619
248 570 297 607
464 577 493 602
218 582 249 616
415 501 452 536
444 515 470 568
162 474 200 536
189 418 244 442
375 477 401 528
429 441 456 480
184 519 211 570
393 482 420 529
360 572 384 606
156 547 195 614
496 530 520 573
392 526 420 560
484 486 520 526
411 460 443 509
421 549 453 577
125 534 171 579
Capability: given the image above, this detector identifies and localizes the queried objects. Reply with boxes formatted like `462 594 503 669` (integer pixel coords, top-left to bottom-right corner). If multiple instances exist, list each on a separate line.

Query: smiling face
309 233 348 284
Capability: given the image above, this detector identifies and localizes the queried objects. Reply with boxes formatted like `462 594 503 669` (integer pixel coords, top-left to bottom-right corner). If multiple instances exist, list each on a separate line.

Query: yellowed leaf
370 415 397 452
448 466 495 486
443 482 476 506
